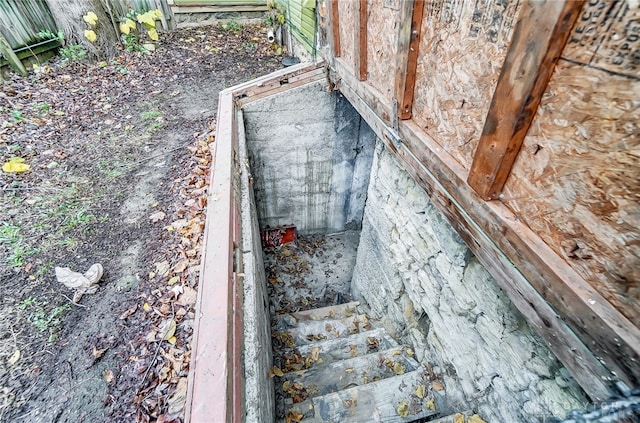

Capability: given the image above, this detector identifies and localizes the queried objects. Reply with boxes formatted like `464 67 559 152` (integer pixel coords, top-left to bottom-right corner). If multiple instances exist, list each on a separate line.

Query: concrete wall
238 112 274 423
242 81 376 234
351 143 590 422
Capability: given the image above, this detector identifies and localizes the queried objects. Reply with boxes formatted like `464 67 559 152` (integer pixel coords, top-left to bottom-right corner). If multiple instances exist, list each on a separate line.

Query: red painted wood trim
399 0 424 120
186 90 235 423
331 0 341 57
357 0 368 81
467 0 585 200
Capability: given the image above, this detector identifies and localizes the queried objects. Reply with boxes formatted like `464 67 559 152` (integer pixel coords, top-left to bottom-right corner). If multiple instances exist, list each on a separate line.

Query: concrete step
275 327 400 372
273 301 361 329
281 369 443 423
273 314 373 348
280 347 420 397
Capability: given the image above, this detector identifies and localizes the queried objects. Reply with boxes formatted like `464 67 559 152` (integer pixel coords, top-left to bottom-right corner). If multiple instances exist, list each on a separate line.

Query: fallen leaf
168 336 177 345
105 369 114 383
167 276 180 285
426 398 435 411
406 348 414 356
119 303 138 319
468 415 487 423
8 349 20 366
159 318 176 340
414 385 425 399
272 365 284 377
454 413 465 423
173 259 189 273
397 400 409 417
143 302 151 311
286 410 303 423
149 211 166 222
92 346 107 359
176 286 197 307
155 261 170 277
2 157 30 173
432 380 444 391
167 377 188 414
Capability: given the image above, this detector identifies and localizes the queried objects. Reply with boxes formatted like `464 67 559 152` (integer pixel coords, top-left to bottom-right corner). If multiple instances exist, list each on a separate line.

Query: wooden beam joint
468 0 585 200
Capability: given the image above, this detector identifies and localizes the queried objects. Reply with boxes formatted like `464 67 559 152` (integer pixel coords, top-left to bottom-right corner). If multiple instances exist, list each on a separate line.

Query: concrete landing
264 230 360 316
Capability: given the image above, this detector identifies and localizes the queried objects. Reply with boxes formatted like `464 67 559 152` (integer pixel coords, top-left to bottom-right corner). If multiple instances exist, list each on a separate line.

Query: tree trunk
46 0 120 60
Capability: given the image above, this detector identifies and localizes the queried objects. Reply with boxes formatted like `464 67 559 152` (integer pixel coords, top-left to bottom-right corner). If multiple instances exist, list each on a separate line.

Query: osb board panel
562 0 639 79
412 0 522 169
502 61 640 326
338 0 355 72
366 0 401 100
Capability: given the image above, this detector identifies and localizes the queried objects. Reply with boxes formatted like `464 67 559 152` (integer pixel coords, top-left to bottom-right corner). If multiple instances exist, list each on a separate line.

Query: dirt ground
0 24 281 422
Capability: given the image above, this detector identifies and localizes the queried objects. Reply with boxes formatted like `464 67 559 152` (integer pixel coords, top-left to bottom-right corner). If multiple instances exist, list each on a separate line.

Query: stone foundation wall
243 81 376 234
352 143 589 421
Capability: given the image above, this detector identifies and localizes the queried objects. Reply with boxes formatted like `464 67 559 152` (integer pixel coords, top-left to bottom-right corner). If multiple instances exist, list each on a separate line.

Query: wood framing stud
355 0 368 81
331 0 341 57
468 0 585 200
395 0 424 120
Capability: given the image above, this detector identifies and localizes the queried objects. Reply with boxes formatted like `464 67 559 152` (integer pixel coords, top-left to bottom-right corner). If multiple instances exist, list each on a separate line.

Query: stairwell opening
236 80 589 423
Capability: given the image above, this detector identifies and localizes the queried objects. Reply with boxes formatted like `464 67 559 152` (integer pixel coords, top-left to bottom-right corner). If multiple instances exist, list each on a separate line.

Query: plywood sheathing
338 0 355 72
502 61 640 327
366 0 402 100
412 0 522 169
501 0 640 330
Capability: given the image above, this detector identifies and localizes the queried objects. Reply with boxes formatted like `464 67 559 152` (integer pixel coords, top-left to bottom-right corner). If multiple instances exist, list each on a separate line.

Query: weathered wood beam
333 65 639 399
355 0 368 81
467 0 585 200
186 90 236 423
0 31 27 77
395 0 424 120
330 0 341 57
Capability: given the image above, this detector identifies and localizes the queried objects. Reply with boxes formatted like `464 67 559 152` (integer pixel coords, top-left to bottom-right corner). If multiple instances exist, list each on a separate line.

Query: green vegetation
19 297 71 343
59 44 88 63
0 223 38 267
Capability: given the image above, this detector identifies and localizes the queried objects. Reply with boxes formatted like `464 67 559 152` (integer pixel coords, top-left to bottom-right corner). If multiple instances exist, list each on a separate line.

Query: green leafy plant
0 223 38 267
11 110 24 121
19 297 71 343
59 44 87 63
222 20 244 35
37 29 64 42
265 1 286 26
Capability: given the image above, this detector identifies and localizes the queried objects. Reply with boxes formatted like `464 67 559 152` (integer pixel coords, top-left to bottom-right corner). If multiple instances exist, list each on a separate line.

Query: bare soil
0 24 280 423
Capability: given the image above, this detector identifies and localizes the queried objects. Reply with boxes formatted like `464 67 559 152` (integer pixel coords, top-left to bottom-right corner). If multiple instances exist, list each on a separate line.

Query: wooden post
330 0 341 57
395 0 424 120
355 0 368 81
467 0 585 200
0 31 27 77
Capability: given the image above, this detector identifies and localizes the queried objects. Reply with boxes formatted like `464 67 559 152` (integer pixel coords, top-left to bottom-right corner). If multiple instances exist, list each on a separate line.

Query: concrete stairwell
271 302 445 422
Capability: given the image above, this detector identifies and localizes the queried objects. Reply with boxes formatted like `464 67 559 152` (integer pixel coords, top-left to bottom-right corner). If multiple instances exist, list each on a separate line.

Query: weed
123 33 146 53
36 260 53 276
222 20 243 35
0 223 37 267
98 159 126 178
38 103 51 111
60 44 87 63
37 29 64 42
19 297 71 343
243 42 257 53
12 110 24 121
141 109 161 120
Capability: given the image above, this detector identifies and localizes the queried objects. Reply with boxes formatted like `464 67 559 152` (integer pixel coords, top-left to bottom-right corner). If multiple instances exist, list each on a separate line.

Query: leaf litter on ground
0 23 282 422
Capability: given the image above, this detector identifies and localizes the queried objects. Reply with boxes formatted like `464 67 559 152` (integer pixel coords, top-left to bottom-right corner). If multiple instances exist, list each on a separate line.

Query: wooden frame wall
323 0 640 400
